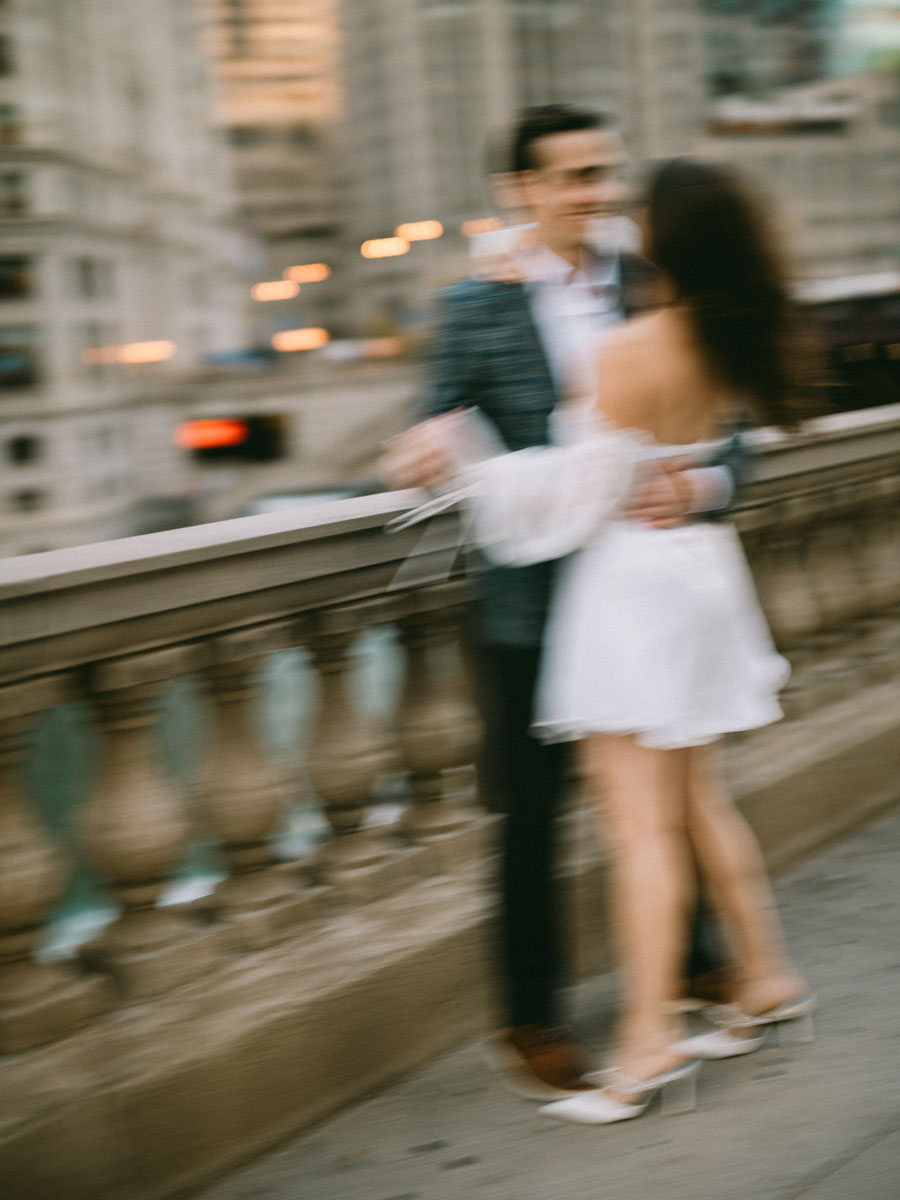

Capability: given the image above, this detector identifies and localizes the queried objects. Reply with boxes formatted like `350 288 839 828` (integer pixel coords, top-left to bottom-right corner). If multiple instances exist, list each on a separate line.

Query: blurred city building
831 0 900 74
0 0 249 556
702 72 900 280
340 0 900 330
340 0 710 334
340 0 631 335
701 1 900 280
196 0 348 341
704 1 841 96
610 0 707 159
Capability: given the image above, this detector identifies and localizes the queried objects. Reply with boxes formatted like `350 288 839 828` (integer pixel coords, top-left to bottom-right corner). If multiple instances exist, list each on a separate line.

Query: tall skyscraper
196 0 346 338
0 0 248 556
341 0 707 333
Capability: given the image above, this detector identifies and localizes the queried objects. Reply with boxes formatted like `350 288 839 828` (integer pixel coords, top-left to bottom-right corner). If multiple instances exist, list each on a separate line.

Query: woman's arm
462 426 644 566
593 321 751 526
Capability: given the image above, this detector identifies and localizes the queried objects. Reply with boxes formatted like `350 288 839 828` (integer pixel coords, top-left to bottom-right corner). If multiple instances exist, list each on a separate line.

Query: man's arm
687 421 754 518
704 422 753 510
381 285 482 489
625 425 753 527
593 331 755 527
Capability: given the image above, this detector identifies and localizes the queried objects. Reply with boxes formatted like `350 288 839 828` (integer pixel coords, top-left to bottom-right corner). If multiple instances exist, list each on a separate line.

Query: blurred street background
0 1 899 557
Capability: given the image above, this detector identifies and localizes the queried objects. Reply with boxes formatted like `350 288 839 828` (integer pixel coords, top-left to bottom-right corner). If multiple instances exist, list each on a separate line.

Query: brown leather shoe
481 1024 595 1100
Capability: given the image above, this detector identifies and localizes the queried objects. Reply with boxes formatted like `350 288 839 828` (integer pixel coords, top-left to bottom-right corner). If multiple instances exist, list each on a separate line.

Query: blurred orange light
252 280 300 301
175 419 248 450
284 262 331 283
116 340 176 364
395 220 443 242
271 327 330 352
83 340 175 364
360 237 410 259
461 217 503 237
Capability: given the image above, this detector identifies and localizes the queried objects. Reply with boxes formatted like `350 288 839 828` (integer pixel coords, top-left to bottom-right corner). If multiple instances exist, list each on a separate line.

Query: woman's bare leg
684 744 806 1014
583 733 695 1082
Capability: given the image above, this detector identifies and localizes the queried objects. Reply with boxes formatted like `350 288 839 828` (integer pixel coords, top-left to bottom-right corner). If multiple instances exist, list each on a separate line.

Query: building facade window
72 257 115 299
0 172 27 214
290 125 317 148
0 34 14 76
7 433 42 464
227 125 266 147
0 102 20 144
224 0 250 58
0 326 40 387
76 321 106 373
10 488 46 514
0 255 35 300
75 257 98 298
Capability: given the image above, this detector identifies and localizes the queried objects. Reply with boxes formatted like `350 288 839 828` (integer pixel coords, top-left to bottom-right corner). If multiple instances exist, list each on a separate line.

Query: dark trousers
476 641 727 1030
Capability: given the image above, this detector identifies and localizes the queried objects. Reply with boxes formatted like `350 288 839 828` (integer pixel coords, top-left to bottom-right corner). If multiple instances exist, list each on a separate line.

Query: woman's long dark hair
646 158 812 428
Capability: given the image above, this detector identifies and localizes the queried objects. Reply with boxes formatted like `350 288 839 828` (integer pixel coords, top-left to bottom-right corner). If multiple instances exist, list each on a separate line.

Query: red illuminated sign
175 419 249 450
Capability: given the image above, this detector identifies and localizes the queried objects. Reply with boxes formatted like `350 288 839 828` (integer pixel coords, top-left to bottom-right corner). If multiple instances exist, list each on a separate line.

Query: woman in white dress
446 158 814 1124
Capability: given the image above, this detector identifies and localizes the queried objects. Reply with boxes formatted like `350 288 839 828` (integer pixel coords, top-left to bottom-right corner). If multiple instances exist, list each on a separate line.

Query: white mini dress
462 405 789 750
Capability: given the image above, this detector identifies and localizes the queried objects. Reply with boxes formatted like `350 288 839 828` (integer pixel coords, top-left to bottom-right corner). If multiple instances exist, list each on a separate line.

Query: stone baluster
741 504 825 718
803 487 871 635
851 475 900 677
305 601 401 898
394 581 481 853
779 490 871 708
858 475 900 612
794 493 858 672
197 627 312 949
0 679 110 1053
79 648 220 997
742 502 819 653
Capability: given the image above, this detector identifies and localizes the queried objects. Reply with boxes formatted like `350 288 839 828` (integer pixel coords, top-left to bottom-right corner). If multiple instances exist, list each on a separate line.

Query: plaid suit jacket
423 253 749 647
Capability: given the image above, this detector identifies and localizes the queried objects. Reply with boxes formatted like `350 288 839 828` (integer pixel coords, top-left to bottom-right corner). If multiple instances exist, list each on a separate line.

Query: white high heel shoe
672 993 816 1060
538 1060 700 1125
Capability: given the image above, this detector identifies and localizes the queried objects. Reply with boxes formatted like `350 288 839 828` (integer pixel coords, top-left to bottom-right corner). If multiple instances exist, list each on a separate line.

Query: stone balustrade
3 404 900 1199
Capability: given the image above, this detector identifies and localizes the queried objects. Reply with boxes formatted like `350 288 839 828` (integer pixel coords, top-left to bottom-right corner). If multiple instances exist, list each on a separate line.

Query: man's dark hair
510 104 607 174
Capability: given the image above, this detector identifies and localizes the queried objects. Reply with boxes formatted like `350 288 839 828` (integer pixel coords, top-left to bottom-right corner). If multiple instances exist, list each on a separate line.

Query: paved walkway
197 807 900 1200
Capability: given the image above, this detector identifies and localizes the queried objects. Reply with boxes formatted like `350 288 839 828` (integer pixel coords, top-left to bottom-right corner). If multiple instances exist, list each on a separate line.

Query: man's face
520 129 629 249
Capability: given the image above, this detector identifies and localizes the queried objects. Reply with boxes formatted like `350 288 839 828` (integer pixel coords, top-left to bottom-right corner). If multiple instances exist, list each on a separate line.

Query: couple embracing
388 105 814 1125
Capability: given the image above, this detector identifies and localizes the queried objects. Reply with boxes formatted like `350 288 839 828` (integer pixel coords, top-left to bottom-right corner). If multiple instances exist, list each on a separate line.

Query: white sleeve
461 430 643 566
683 464 733 514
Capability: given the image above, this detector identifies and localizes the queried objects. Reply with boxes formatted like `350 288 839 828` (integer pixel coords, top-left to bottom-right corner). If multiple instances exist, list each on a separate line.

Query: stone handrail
2 403 900 1198
0 491 477 1043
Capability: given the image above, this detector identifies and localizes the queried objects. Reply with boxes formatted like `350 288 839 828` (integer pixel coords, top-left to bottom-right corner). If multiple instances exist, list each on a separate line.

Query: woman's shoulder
604 308 706 377
595 308 721 435
596 310 681 382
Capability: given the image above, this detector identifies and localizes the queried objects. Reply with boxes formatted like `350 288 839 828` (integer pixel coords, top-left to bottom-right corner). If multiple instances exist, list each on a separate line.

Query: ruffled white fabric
462 423 645 567
461 404 789 750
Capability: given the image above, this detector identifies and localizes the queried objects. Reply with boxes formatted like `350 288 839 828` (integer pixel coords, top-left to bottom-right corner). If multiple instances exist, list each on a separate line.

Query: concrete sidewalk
196 807 900 1200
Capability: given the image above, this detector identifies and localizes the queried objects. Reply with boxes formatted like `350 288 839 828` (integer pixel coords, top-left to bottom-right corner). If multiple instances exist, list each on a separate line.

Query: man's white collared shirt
519 243 623 402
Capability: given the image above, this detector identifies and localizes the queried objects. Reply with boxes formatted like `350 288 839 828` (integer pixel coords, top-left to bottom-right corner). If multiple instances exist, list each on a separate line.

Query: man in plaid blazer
399 106 745 1098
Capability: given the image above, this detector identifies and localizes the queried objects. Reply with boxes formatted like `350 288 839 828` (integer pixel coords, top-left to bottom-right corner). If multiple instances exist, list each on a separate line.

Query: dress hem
531 704 784 750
